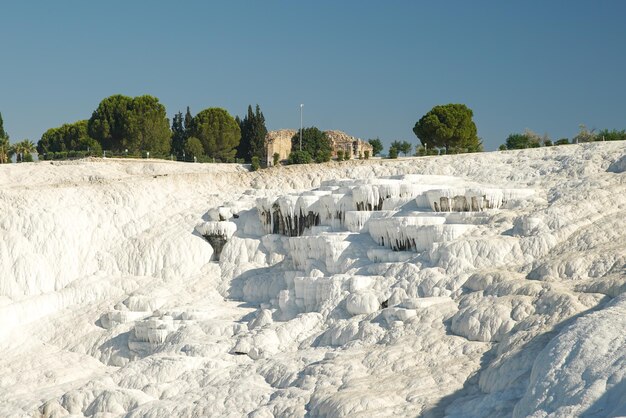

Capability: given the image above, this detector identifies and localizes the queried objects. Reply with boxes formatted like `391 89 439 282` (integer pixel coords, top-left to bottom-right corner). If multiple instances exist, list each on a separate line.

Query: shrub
388 147 398 159
364 150 370 159
288 150 312 164
555 138 570 145
597 129 626 141
498 144 507 151
251 156 260 171
336 149 344 161
273 152 280 166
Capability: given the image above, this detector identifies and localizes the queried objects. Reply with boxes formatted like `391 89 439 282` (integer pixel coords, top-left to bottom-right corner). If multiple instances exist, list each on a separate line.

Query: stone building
325 130 373 159
265 129 297 166
265 129 373 165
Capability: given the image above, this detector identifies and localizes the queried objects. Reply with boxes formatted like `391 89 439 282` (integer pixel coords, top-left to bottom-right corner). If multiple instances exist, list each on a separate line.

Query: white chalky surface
1 142 625 417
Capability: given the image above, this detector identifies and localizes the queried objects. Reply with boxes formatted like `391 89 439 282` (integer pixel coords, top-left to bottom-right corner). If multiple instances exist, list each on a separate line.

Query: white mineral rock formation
1 142 625 417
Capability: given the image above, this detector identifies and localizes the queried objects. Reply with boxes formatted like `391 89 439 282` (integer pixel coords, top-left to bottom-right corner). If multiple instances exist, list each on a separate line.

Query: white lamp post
300 104 304 151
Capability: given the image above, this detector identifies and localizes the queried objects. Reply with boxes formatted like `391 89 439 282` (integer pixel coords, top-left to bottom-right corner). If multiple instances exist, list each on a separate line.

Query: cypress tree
171 111 185 158
250 104 268 162
236 104 267 163
236 105 254 161
0 112 9 164
0 112 7 140
184 106 194 138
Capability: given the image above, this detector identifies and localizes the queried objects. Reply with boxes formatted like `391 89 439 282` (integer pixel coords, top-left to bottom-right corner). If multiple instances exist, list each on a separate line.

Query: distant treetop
413 104 482 153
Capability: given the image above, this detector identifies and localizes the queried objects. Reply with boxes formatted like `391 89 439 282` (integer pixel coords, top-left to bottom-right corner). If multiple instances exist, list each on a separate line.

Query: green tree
191 108 241 162
126 95 171 154
0 112 9 164
288 150 312 164
391 140 412 156
184 106 194 138
413 104 482 153
0 112 7 141
595 129 626 142
503 129 541 150
368 138 383 156
237 104 268 163
388 146 398 159
505 133 530 149
12 139 35 162
573 124 597 143
0 136 9 164
555 138 570 145
184 137 204 160
38 120 101 156
291 127 332 163
171 111 186 158
251 156 261 171
336 149 344 161
88 94 171 154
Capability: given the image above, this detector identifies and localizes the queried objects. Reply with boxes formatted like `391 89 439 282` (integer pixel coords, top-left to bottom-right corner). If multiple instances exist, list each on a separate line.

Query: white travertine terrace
1 142 625 417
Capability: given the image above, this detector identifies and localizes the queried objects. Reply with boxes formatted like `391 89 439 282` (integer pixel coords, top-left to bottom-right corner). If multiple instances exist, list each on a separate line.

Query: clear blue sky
1 1 625 151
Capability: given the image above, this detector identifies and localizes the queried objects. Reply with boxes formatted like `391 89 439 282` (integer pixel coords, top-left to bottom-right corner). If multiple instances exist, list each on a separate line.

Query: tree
505 133 530 149
191 108 241 162
0 112 7 141
171 111 186 158
336 149 344 161
12 139 35 162
391 140 412 156
503 129 541 150
251 156 261 171
498 144 508 151
555 138 570 145
573 124 596 143
596 129 626 142
184 106 194 138
184 137 204 160
0 112 9 164
126 95 172 154
413 104 482 153
237 104 267 163
288 150 312 164
0 136 9 164
38 120 101 155
368 138 383 156
388 146 398 159
291 127 332 163
88 94 171 154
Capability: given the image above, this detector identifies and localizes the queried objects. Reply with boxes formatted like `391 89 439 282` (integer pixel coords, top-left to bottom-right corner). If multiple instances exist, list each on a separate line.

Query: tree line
34 95 268 164
1 100 625 165
498 125 626 150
